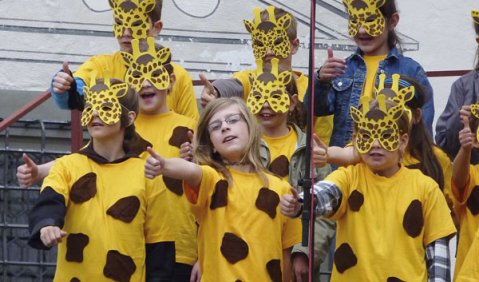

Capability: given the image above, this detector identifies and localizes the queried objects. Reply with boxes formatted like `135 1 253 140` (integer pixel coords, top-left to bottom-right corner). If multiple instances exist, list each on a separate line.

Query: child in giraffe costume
145 97 301 282
122 36 199 282
28 75 175 281
281 93 456 281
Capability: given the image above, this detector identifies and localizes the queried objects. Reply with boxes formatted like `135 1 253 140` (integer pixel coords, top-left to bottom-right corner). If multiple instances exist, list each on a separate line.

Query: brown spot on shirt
269 155 289 177
169 126 191 148
66 233 89 262
467 186 479 215
220 232 249 264
70 172 97 203
348 190 364 212
387 277 405 282
163 176 183 196
210 180 228 209
255 188 280 219
107 196 140 223
266 259 282 282
334 243 357 273
103 250 136 282
403 200 424 238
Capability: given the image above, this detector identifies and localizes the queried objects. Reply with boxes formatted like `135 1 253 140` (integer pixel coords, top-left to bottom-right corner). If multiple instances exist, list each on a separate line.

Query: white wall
0 0 476 132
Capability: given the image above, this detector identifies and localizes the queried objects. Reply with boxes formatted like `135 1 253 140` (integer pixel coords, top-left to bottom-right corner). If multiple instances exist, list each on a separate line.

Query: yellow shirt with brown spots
262 126 297 182
452 164 479 279
402 146 454 210
325 163 456 281
184 165 301 282
40 154 174 281
233 69 334 145
74 51 199 121
136 111 198 266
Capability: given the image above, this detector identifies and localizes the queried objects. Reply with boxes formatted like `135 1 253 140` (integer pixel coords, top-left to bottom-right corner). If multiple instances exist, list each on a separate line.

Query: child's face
138 75 174 115
255 102 288 134
357 133 408 177
261 38 299 70
353 24 389 56
207 105 249 163
87 111 123 142
138 80 167 115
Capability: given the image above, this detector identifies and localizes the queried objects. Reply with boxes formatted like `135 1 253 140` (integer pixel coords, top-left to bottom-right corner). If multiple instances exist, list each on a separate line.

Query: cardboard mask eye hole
274 38 283 45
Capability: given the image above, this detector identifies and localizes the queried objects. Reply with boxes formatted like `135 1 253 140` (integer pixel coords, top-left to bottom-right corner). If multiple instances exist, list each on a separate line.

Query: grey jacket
260 124 335 267
435 71 479 163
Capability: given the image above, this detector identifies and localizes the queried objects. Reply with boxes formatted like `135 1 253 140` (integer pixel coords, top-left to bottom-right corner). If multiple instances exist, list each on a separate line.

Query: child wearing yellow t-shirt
50 0 199 121
145 97 301 282
247 58 334 281
28 77 175 281
451 101 479 280
282 95 456 281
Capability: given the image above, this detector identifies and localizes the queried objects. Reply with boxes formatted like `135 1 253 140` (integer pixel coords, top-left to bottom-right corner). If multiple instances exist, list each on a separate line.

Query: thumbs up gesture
459 107 474 150
199 73 218 108
312 134 328 168
52 61 74 94
16 153 39 188
318 47 346 82
145 147 166 179
280 188 302 218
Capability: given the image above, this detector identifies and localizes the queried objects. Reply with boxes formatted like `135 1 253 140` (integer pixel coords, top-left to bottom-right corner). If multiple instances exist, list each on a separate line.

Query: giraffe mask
247 58 292 114
109 0 155 39
375 73 415 122
472 10 479 24
469 104 479 142
343 0 386 37
81 71 129 127
121 37 171 92
244 6 292 59
350 94 404 154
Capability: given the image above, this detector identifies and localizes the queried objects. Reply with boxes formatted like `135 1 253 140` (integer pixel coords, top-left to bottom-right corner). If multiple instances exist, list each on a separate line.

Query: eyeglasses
207 113 244 133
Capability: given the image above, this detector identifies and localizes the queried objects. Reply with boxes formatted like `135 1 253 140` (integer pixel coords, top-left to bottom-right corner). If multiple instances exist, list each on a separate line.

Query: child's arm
327 145 360 167
17 155 54 188
179 130 195 162
50 61 85 110
452 114 473 195
425 237 451 282
28 187 68 249
282 247 293 282
145 147 202 188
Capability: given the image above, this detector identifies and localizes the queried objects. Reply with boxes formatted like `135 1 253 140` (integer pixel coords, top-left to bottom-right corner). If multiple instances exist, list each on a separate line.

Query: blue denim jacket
306 47 434 148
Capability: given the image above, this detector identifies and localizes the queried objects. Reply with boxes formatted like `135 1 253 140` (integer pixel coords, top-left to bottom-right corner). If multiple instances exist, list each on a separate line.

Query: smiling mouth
140 92 155 99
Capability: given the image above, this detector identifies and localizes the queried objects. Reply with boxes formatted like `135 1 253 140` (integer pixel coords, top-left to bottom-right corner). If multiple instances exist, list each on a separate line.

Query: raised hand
199 73 218 108
179 130 195 162
312 133 328 167
459 115 475 151
318 47 346 82
145 147 166 179
16 153 39 188
52 61 74 93
40 226 67 248
280 188 302 218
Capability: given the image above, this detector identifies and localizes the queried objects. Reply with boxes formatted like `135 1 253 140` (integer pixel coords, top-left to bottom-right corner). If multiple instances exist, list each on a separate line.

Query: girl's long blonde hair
194 97 269 186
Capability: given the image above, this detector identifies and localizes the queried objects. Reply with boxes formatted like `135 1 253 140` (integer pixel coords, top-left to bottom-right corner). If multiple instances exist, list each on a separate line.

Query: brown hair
148 0 163 23
194 98 269 186
380 0 402 52
260 6 297 41
385 76 445 189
